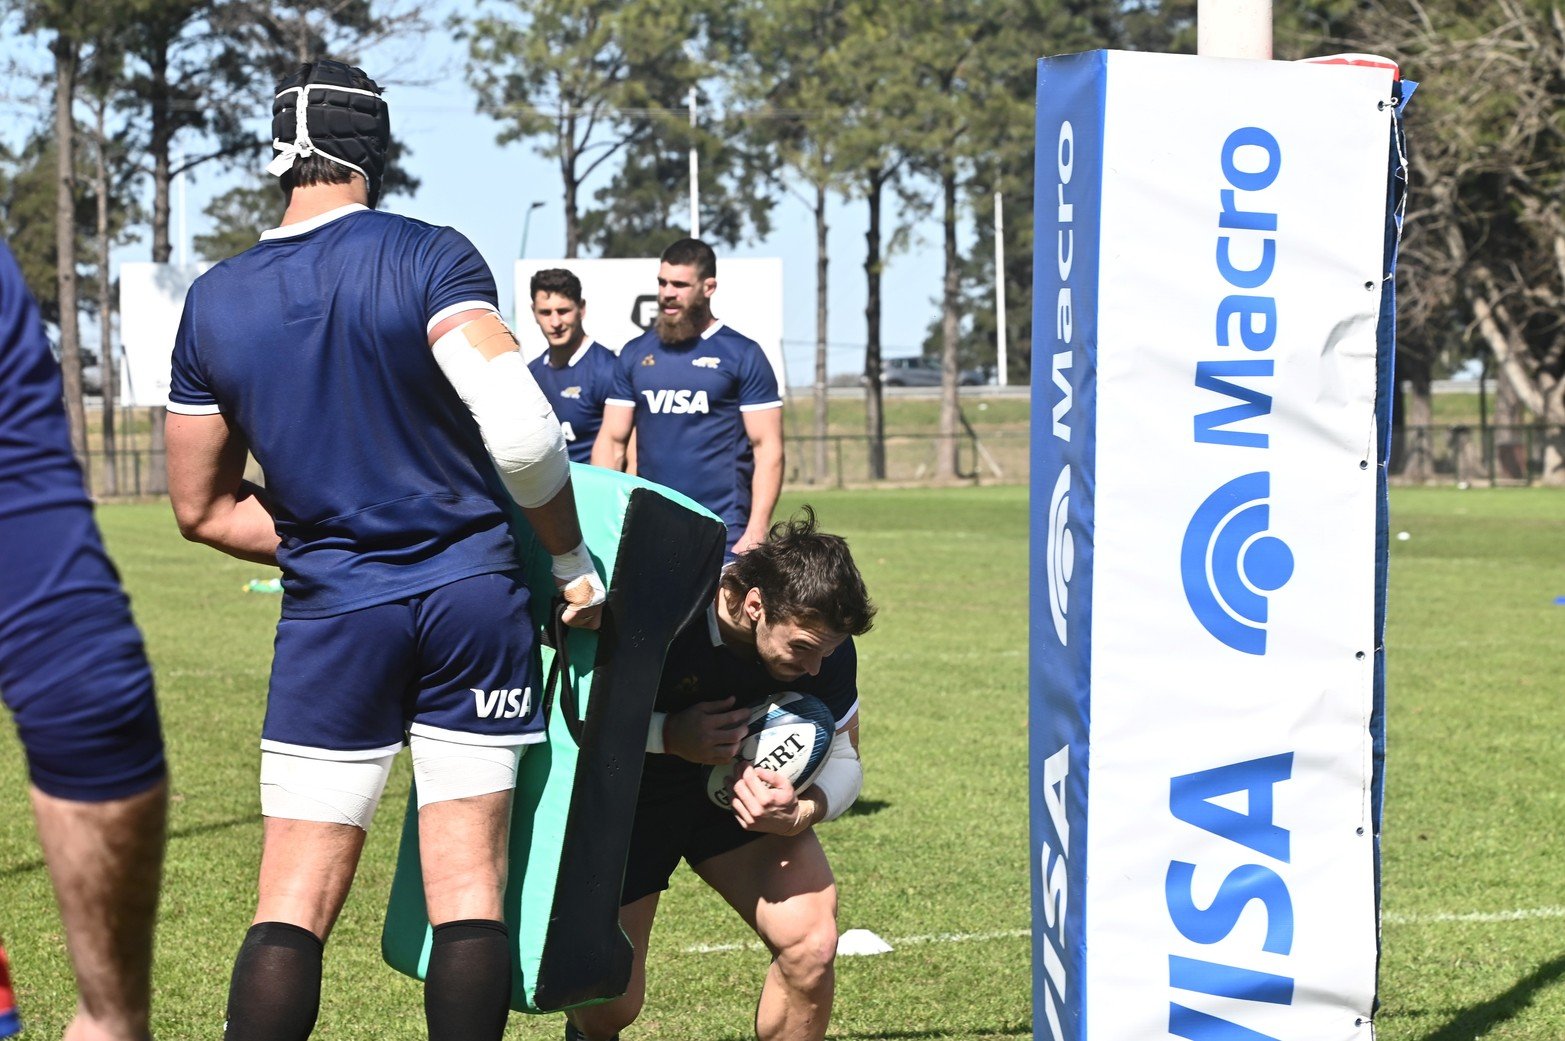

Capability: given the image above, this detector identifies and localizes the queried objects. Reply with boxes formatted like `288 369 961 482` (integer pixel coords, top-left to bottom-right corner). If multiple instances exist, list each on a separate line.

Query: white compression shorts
259 736 528 829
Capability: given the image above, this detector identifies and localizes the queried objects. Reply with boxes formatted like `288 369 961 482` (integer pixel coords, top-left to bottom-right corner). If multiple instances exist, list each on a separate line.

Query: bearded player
566 509 873 1041
164 60 603 1041
590 238 783 557
525 268 620 463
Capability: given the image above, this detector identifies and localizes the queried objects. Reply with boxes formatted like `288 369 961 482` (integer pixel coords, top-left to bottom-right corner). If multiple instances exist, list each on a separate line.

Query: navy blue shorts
262 569 541 758
0 502 165 802
620 754 762 904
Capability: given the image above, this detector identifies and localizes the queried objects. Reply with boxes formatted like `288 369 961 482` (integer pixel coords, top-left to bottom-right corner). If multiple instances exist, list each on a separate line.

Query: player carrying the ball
566 507 874 1041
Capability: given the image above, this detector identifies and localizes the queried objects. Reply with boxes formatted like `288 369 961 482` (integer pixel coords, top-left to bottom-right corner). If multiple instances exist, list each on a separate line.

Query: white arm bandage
810 729 862 822
551 540 607 609
432 315 570 509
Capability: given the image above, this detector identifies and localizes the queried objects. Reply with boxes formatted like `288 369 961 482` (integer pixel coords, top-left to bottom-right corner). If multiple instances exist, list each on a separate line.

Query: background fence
72 405 1565 499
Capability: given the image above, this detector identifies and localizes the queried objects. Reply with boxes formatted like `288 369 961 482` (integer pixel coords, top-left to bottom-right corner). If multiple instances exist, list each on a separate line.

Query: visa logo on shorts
642 388 710 414
472 687 532 719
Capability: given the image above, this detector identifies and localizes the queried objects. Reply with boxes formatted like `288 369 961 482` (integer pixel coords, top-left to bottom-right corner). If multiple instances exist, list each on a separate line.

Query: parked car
881 356 987 387
882 355 942 387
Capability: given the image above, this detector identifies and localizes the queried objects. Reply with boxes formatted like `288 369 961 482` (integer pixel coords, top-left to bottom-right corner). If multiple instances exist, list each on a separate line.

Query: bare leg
30 780 168 1041
418 790 514 925
566 892 660 1041
695 831 838 1041
252 817 367 938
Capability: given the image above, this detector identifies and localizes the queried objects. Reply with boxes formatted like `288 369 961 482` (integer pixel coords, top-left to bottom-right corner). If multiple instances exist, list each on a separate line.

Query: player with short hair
0 238 167 1041
164 60 603 1041
590 238 783 557
526 267 619 463
566 508 874 1041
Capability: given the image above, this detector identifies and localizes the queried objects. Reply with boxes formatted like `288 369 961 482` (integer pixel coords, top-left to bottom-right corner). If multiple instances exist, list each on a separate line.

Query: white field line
684 927 1031 955
1384 906 1565 925
684 909 1565 955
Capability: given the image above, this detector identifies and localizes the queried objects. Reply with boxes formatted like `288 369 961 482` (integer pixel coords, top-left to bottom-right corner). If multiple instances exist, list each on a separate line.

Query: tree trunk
562 114 579 259
95 102 117 495
53 32 86 469
1395 350 1432 483
936 165 960 479
812 180 828 485
862 168 885 480
149 42 172 264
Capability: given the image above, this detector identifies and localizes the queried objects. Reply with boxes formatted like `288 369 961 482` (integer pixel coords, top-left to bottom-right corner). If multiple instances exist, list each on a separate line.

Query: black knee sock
224 921 324 1041
425 919 511 1041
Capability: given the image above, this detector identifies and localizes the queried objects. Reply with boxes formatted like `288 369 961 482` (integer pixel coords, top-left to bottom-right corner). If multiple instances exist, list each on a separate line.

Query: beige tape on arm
459 311 523 360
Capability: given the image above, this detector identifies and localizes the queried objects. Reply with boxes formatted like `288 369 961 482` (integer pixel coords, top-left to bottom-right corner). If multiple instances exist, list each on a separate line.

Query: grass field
1 485 1562 1039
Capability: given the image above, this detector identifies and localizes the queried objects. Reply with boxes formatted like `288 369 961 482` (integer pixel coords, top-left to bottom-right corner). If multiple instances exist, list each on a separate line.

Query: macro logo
1180 472 1294 655
1045 466 1073 644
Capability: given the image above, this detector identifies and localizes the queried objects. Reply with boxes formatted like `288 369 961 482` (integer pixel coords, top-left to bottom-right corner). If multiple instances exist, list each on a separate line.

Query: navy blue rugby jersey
527 339 618 463
607 322 781 532
645 603 858 785
168 205 518 619
0 240 146 684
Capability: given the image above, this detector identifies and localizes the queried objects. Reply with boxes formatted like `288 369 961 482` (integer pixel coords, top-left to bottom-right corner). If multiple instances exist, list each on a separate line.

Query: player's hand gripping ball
707 692 835 809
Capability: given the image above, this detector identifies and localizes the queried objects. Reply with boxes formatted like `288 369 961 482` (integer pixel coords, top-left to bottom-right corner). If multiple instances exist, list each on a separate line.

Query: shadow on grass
1417 953 1565 1041
0 813 252 880
845 798 890 819
706 1029 1028 1041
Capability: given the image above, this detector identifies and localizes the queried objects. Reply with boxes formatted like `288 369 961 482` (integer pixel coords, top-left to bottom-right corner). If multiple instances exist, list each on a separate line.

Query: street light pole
519 200 545 258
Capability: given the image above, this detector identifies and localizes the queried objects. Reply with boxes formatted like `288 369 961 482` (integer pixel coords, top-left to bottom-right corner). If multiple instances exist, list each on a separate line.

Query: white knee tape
410 734 524 809
259 750 395 830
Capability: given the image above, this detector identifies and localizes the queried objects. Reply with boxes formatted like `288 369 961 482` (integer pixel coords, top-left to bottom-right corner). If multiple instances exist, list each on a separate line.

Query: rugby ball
706 692 835 809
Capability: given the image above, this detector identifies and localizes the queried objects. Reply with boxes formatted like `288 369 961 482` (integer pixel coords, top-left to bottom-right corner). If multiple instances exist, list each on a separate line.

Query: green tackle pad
381 464 725 1012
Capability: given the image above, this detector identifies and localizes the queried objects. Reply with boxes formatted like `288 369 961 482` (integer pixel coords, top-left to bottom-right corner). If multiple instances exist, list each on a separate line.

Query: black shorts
620 754 763 905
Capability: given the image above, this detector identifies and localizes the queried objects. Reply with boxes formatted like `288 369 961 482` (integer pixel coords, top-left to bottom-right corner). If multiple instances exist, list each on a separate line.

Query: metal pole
1197 0 1272 59
520 200 544 258
994 190 1008 387
687 87 700 239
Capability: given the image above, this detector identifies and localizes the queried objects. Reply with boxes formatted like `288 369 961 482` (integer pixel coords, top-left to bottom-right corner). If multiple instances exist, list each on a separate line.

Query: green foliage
193 175 281 262
462 0 773 257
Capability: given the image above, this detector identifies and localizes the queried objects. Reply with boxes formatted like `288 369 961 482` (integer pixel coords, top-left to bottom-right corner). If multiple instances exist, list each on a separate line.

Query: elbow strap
432 320 570 509
810 729 862 822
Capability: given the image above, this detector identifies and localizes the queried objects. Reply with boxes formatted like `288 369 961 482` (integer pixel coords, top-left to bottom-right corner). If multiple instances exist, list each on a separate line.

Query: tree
1347 0 1565 482
463 0 684 258
729 0 860 484
463 0 772 260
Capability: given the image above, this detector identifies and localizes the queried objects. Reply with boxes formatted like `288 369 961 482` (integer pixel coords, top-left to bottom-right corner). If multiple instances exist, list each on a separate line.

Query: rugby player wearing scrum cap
164 59 603 1041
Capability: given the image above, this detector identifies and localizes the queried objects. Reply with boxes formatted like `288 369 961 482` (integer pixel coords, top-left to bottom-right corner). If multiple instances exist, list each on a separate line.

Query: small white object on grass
837 928 894 957
1396 531 1410 541
1457 481 1470 490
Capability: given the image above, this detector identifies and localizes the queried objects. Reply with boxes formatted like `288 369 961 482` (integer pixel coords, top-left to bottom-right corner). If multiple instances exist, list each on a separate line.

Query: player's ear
703 277 717 297
744 587 764 624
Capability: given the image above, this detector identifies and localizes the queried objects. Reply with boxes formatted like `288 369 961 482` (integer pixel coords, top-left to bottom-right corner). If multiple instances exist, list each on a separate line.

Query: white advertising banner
1030 51 1404 1041
118 262 209 407
513 257 786 390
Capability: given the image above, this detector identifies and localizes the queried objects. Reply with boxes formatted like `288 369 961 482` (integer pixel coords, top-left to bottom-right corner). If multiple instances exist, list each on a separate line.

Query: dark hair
529 268 584 305
660 237 717 281
279 154 360 201
721 507 875 636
